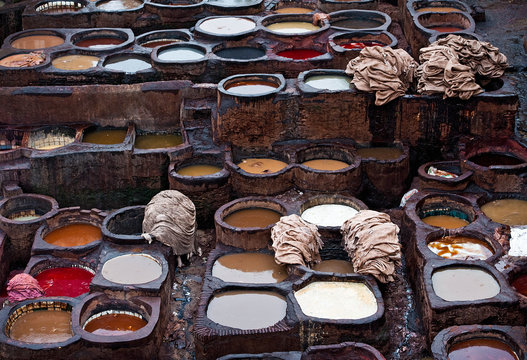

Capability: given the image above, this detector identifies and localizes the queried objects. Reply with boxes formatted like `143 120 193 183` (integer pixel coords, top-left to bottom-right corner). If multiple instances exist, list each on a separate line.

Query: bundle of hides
340 210 401 283
142 190 198 257
345 46 418 105
271 214 323 267
7 273 44 302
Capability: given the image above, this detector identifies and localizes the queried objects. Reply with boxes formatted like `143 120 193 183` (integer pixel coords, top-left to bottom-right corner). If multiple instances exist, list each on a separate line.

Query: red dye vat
35 267 94 297
512 273 527 296
276 49 324 60
341 41 383 49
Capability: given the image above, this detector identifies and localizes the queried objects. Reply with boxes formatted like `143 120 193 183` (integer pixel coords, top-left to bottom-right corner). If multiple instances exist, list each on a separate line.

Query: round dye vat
101 254 162 285
223 208 281 228
274 7 312 14
82 129 127 145
421 215 469 229
301 204 358 227
96 0 143 10
35 267 94 297
9 309 73 343
448 338 519 360
207 0 259 6
75 37 124 50
11 214 40 221
341 41 383 49
313 259 354 274
511 273 527 297
36 1 84 13
356 147 403 160
417 6 465 13
277 49 324 60
52 55 99 70
266 21 320 34
157 47 205 61
140 39 183 48
44 223 101 247
212 252 287 283
294 281 377 319
332 18 384 30
304 75 352 90
237 158 287 174
206 290 287 330
428 235 494 260
199 17 256 35
482 199 527 226
103 56 151 73
134 134 182 149
11 35 64 49
177 164 222 176
84 311 147 336
469 152 525 167
427 26 465 32
0 53 46 68
215 47 265 60
301 159 350 170
225 81 279 95
432 267 500 301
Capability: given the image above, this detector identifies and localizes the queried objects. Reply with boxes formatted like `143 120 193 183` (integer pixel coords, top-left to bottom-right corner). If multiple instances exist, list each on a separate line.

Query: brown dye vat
448 337 519 360
82 129 127 145
312 259 354 274
427 25 464 32
329 10 390 32
9 308 72 343
134 133 182 149
512 273 527 297
75 38 124 49
44 223 101 247
52 55 99 70
177 164 222 176
428 235 494 260
11 35 64 49
223 207 281 228
206 290 287 330
417 6 465 12
101 205 145 244
237 158 288 174
96 0 143 10
84 312 147 335
421 215 469 229
0 53 46 68
356 146 402 160
417 160 472 191
469 152 525 167
302 341 386 360
274 7 312 14
432 266 501 301
481 199 527 226
301 159 349 171
212 252 287 283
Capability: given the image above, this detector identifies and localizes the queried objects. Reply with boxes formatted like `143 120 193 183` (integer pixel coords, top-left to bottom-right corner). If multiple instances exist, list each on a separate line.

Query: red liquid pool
35 267 94 297
341 41 383 49
512 273 527 296
276 49 324 60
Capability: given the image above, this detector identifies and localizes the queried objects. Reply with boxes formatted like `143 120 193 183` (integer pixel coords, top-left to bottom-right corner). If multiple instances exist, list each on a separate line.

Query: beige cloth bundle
271 214 323 267
345 46 418 105
340 210 401 283
142 190 198 256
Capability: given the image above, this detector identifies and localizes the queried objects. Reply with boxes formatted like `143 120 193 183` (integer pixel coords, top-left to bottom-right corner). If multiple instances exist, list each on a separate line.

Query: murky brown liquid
82 129 126 145
301 159 349 171
75 37 124 49
448 338 519 360
9 310 73 343
84 313 147 336
432 267 500 301
52 55 99 70
313 259 354 274
331 18 383 29
206 290 287 330
177 164 222 176
469 152 525 167
356 147 403 160
223 208 281 228
417 6 463 12
274 7 312 14
237 158 287 174
11 35 64 49
44 223 101 247
427 26 465 32
226 81 279 96
428 236 494 260
481 199 527 226
134 134 182 149
212 253 287 283
421 215 469 229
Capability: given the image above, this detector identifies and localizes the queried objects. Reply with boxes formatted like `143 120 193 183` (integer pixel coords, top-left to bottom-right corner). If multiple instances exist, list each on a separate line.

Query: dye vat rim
34 0 86 13
7 29 66 50
152 42 208 64
464 151 527 170
94 0 145 11
218 73 286 98
71 28 134 51
272 1 316 14
417 160 473 184
135 29 192 49
407 0 471 16
27 125 77 150
170 156 229 180
101 53 153 73
413 10 475 35
211 44 267 62
101 205 146 243
476 192 527 226
303 341 387 360
298 194 367 229
144 0 205 8
0 193 58 224
328 9 392 32
259 13 329 36
215 197 287 231
428 30 481 43
205 0 262 10
194 16 258 39
297 69 354 93
328 30 398 53
0 52 50 69
100 253 164 285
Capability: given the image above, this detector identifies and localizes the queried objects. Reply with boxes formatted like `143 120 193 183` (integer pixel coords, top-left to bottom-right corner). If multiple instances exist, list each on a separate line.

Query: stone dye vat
328 31 397 66
103 54 152 73
32 265 94 297
81 126 128 145
195 16 257 38
411 193 476 229
135 29 191 49
72 28 132 50
329 10 391 32
9 30 65 49
416 160 472 191
301 341 386 359
260 14 328 37
134 131 183 150
101 205 145 245
152 42 208 76
215 197 287 250
27 126 76 150
426 232 497 261
480 197 527 226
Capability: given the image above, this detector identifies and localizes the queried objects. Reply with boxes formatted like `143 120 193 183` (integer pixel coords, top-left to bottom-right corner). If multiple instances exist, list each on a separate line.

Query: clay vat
215 197 287 250
205 0 264 15
329 10 391 32
72 28 133 51
32 207 105 256
410 193 477 230
133 130 184 150
95 0 143 11
272 1 315 14
101 205 145 245
225 146 292 197
299 194 367 238
260 14 329 38
209 42 268 79
102 53 152 73
152 42 208 77
215 73 287 148
291 272 384 348
71 293 162 358
477 193 527 227
0 193 58 266
428 30 481 43
194 16 258 40
7 29 65 50
318 0 376 13
409 0 471 15
168 153 230 228
302 341 386 359
27 126 76 151
81 125 131 146
414 11 475 48
135 29 191 49
356 142 410 208
34 0 86 13
459 137 527 193
143 0 204 23
417 160 472 191
293 143 361 193
328 31 397 65
297 69 353 92
0 299 80 359
431 325 526 360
